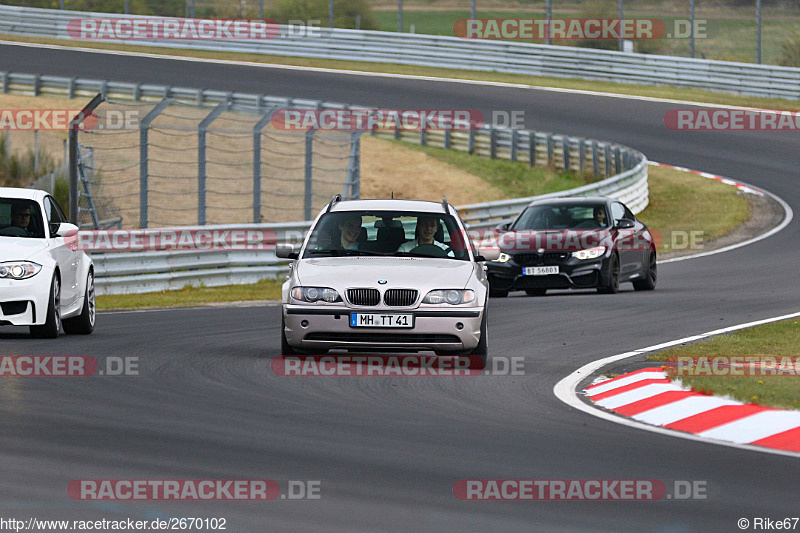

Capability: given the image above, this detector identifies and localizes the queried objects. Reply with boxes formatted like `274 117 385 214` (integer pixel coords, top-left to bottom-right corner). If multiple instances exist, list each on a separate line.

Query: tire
30 274 61 339
525 289 547 296
597 253 620 294
633 250 657 291
280 314 297 355
468 309 488 369
63 271 95 334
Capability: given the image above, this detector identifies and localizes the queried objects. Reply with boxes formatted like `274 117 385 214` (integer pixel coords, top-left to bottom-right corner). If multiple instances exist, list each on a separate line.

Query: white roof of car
0 187 47 201
329 198 449 214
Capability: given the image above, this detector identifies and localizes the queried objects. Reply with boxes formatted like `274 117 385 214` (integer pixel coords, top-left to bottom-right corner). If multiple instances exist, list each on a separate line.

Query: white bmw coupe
0 187 95 338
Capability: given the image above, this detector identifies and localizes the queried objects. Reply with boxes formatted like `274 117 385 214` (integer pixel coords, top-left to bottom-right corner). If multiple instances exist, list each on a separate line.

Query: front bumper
487 255 606 291
283 306 484 352
0 272 51 326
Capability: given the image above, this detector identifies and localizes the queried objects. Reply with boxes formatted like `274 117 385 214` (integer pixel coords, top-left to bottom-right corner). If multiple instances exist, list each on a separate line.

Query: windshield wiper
306 249 389 257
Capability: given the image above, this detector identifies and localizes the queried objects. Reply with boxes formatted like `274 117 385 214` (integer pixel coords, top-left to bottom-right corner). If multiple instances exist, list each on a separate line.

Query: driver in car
9 204 32 236
397 215 454 257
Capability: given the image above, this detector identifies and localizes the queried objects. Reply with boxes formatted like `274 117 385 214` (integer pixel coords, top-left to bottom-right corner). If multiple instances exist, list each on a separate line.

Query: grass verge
637 164 750 253
2 34 799 111
97 278 282 310
646 319 800 410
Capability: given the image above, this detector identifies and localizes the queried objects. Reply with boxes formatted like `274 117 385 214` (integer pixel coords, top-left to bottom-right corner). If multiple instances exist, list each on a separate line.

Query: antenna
441 195 448 213
325 194 342 213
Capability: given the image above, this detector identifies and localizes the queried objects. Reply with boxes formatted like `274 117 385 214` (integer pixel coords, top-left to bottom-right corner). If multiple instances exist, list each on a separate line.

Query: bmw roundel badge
378 280 388 285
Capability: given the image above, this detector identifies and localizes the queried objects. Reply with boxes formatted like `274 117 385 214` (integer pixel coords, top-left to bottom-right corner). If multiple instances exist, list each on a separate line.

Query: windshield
0 198 45 239
302 210 472 260
512 204 609 230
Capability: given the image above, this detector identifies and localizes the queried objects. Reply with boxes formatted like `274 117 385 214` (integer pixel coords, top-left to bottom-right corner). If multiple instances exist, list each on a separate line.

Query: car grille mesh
383 289 418 307
514 252 570 266
347 288 381 306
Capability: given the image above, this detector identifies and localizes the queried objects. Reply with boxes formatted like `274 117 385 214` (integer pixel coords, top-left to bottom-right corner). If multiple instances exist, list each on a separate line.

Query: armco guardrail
1 5 798 99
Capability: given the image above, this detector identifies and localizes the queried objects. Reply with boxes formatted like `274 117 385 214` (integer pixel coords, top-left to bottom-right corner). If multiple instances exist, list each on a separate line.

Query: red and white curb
649 162 764 197
584 367 800 453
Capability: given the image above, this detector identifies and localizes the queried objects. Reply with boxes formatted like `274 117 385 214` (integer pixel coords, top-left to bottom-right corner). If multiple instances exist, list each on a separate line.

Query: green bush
777 32 800 67
0 135 58 189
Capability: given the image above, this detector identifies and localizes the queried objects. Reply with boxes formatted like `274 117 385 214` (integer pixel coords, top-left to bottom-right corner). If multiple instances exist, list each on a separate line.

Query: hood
0 238 49 261
296 256 475 290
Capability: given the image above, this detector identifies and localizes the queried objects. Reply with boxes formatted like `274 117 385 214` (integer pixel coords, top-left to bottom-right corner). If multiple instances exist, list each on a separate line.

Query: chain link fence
75 98 359 229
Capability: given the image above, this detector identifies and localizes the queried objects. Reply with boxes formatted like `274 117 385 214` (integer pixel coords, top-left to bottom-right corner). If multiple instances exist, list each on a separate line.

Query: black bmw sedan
485 197 657 297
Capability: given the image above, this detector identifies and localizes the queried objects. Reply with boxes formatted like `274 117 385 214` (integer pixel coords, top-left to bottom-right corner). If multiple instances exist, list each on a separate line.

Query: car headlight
572 246 606 260
0 262 41 280
423 289 475 305
291 286 341 303
494 252 512 263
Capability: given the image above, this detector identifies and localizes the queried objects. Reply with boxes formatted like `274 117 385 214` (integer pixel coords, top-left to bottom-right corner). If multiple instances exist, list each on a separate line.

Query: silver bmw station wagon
276 196 498 367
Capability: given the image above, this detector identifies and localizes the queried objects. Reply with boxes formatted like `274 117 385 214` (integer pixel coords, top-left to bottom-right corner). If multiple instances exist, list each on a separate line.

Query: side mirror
476 248 500 262
275 243 299 260
52 222 78 238
615 219 635 229
495 222 511 232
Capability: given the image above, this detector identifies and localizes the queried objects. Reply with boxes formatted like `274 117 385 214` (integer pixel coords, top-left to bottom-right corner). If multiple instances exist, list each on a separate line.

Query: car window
513 204 609 230
303 210 470 260
610 202 627 222
0 198 46 238
47 196 68 224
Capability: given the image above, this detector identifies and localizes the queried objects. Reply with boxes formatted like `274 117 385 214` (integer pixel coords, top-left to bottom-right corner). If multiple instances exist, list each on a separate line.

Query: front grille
0 301 28 316
384 289 418 307
305 332 461 344
347 288 380 306
514 252 570 266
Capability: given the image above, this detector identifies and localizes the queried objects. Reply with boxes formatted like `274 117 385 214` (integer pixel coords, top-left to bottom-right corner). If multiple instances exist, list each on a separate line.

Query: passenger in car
336 213 363 250
10 203 32 236
397 215 454 257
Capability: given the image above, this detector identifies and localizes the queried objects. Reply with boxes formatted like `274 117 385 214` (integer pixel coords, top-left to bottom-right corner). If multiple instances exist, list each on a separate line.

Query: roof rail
326 194 342 213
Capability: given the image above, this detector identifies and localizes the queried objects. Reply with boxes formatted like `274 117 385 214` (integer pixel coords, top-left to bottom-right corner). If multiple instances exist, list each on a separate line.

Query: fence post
528 132 536 167
345 131 362 200
546 134 554 166
68 93 104 225
578 139 586 172
614 146 622 174
253 109 274 224
304 129 315 220
562 137 570 171
139 97 172 229
604 144 612 177
592 141 599 176
489 128 497 159
444 128 451 149
467 129 475 154
197 100 230 225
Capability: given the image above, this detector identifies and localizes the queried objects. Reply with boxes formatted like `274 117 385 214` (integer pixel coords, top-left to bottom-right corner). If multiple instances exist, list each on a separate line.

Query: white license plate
350 313 414 328
523 266 559 276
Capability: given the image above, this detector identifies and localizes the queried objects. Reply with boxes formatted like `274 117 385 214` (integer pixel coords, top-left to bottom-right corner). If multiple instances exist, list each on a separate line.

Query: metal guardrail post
510 130 518 162
253 109 275 224
605 144 612 177
2 72 8 94
562 138 570 171
579 139 586 171
304 129 315 220
489 129 497 159
592 141 599 176
528 133 536 167
468 129 475 154
615 146 622 174
33 74 41 96
197 100 230 225
546 134 554 166
444 129 451 149
420 121 427 146
68 93 104 225
138 97 172 229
